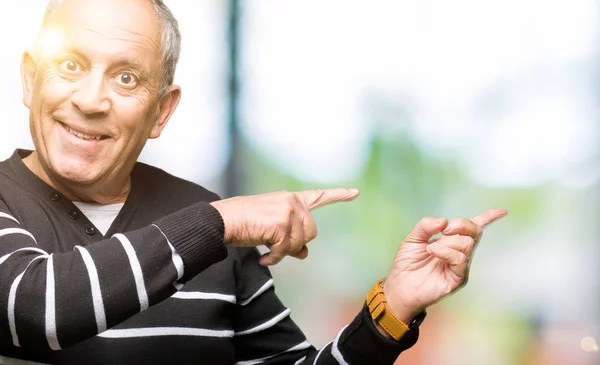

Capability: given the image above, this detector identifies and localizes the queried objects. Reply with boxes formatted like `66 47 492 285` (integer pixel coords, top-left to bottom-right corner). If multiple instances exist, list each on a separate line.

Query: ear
21 51 37 108
149 85 181 139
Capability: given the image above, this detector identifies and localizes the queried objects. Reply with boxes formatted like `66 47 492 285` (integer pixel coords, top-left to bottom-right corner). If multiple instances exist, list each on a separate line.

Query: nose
71 70 111 116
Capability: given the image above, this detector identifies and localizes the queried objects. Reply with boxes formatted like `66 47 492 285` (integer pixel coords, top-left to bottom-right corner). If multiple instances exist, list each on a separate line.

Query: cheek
114 96 157 139
31 77 72 116
29 92 62 142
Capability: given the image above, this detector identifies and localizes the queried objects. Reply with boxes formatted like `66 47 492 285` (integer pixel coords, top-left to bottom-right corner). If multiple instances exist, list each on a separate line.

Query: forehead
42 0 162 66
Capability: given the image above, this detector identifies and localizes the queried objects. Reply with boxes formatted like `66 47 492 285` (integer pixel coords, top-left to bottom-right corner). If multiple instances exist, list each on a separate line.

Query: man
0 0 506 364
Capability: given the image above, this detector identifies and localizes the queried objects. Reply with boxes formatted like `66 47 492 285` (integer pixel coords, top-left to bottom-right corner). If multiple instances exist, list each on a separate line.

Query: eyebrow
106 57 149 74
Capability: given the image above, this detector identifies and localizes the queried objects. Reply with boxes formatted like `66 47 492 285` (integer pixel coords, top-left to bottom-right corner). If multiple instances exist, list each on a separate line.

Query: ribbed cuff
155 202 227 280
338 304 419 364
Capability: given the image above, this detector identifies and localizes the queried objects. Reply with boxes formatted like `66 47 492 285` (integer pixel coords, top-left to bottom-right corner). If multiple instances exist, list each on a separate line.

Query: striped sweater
0 149 418 364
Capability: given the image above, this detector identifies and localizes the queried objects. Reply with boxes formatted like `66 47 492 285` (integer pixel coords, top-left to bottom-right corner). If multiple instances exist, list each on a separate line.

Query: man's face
22 0 178 187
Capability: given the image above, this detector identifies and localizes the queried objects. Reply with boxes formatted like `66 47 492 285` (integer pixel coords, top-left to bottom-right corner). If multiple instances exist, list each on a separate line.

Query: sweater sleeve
0 199 227 352
232 248 419 365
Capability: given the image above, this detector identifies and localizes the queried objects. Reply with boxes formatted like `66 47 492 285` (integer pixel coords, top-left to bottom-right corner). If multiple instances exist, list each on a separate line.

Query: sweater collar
6 149 59 199
3 149 144 238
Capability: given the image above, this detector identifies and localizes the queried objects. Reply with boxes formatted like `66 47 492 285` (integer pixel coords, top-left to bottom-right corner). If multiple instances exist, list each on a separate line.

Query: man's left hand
382 208 507 324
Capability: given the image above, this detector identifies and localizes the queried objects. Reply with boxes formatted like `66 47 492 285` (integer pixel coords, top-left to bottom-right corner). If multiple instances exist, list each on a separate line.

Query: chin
50 157 103 186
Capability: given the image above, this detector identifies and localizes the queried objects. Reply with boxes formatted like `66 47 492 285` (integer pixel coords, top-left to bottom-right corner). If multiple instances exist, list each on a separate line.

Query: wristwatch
366 279 427 341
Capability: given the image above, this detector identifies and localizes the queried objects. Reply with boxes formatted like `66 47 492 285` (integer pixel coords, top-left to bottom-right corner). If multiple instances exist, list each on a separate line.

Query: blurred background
1 1 599 364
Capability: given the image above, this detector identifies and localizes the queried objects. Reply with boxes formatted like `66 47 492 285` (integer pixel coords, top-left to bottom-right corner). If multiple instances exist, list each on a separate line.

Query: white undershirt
72 202 125 235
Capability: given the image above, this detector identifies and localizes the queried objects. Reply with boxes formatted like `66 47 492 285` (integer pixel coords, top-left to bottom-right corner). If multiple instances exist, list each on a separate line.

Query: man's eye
116 72 138 87
58 59 80 73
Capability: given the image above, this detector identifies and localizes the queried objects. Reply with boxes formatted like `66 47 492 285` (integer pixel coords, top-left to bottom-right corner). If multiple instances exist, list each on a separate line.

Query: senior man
0 0 506 364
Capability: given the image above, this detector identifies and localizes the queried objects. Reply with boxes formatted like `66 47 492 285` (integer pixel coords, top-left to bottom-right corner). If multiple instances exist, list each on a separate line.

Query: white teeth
65 125 103 141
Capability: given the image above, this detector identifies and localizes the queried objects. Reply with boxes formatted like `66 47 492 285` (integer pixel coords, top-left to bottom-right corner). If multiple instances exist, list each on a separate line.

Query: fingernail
429 243 440 251
349 188 359 195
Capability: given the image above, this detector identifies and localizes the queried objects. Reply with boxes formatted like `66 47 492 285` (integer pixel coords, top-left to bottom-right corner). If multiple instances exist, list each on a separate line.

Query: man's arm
0 199 226 352
0 186 357 354
228 205 506 364
232 248 418 365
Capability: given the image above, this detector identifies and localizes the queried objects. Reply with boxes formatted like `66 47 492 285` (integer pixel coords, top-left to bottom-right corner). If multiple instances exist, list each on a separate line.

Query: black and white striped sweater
0 149 418 364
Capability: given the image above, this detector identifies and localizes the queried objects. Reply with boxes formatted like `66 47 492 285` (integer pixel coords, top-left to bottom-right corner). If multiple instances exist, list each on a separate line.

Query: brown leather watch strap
366 279 410 341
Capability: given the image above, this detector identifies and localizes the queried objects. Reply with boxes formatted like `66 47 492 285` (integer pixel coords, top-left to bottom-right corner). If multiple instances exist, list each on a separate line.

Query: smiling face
21 0 180 201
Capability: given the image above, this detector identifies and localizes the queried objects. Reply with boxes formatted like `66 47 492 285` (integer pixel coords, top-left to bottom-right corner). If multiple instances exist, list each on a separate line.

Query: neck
22 151 131 204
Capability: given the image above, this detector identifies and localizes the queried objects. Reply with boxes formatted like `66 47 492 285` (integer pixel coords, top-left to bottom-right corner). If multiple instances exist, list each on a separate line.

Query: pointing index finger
471 208 508 228
300 188 360 211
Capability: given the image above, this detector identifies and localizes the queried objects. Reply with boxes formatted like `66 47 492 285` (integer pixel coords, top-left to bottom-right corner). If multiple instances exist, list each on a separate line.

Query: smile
62 123 108 141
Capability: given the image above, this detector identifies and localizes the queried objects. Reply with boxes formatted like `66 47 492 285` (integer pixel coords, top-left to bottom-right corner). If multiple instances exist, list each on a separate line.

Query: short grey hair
42 0 181 95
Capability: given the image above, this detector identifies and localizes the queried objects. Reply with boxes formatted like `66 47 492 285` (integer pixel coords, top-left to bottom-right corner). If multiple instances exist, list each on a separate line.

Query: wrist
366 279 427 341
209 201 232 243
381 280 424 324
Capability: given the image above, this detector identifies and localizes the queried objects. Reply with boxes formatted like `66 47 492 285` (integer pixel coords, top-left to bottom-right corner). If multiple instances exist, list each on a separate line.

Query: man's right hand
210 188 359 265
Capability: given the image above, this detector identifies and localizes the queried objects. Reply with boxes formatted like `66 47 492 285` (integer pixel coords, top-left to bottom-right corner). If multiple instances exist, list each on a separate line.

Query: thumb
404 217 448 243
299 188 360 211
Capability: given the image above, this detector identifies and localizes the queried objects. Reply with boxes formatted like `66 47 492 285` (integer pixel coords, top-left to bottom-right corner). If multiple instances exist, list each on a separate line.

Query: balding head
39 0 181 95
